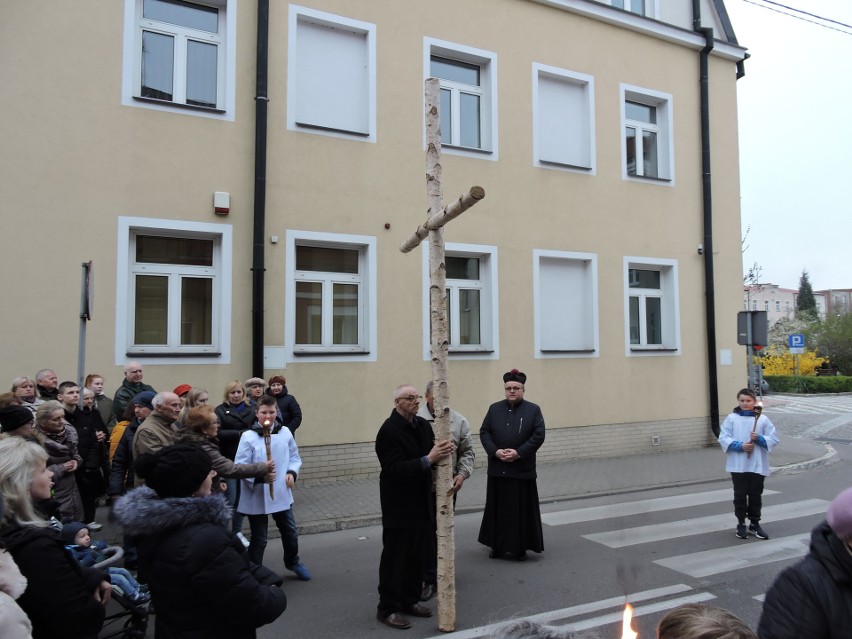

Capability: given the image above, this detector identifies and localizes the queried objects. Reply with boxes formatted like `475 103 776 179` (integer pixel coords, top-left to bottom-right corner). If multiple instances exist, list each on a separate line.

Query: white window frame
424 38 498 160
623 256 680 355
532 63 595 173
287 6 376 142
115 217 232 364
421 243 499 360
285 230 377 363
121 0 236 120
620 84 674 184
608 0 656 17
533 250 599 358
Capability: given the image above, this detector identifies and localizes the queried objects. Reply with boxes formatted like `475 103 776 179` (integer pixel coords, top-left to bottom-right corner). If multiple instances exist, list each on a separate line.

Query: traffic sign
789 334 805 349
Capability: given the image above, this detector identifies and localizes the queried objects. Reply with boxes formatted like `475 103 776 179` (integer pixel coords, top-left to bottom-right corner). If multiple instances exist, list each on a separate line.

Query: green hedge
764 375 852 393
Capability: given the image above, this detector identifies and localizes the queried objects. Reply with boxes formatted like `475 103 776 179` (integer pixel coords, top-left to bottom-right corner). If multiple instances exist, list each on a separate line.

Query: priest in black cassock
478 368 546 561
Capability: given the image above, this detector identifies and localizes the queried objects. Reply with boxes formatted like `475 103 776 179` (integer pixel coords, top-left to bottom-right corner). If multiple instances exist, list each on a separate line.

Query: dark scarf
37 384 58 400
38 425 68 445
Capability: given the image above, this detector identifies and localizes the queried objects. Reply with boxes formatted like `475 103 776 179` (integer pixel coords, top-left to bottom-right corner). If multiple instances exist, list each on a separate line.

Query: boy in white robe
235 395 311 580
718 388 779 540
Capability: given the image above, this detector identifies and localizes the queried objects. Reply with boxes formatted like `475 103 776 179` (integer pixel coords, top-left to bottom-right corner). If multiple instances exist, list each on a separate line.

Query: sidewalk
294 436 838 535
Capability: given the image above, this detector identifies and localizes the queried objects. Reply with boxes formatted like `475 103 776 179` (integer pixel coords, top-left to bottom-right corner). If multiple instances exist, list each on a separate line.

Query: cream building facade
1 0 748 481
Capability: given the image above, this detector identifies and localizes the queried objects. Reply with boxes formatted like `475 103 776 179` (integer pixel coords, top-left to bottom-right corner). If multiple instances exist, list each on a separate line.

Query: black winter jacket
267 386 302 437
214 402 255 460
758 520 852 639
375 410 434 529
66 406 109 471
112 487 286 639
107 419 139 496
479 398 546 480
0 523 107 639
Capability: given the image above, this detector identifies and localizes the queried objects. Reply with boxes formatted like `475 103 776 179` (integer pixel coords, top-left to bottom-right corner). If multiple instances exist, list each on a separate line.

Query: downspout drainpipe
693 2 721 437
251 0 270 377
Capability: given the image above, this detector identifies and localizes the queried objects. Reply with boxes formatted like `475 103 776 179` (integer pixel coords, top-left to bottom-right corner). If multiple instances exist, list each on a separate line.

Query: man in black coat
375 384 452 630
478 368 546 561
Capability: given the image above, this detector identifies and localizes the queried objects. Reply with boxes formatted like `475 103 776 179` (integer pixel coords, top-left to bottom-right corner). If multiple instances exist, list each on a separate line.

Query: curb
770 443 839 476
293 443 839 536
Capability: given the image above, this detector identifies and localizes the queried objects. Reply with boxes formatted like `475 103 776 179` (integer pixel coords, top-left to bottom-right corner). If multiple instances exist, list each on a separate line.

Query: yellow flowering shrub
758 347 825 376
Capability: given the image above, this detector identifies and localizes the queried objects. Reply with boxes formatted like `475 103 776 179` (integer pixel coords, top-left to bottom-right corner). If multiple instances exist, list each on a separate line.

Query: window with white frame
624 257 679 353
287 6 376 141
533 64 595 172
425 38 497 159
752 299 758 310
123 0 234 115
422 243 498 358
610 0 650 16
116 218 232 362
534 251 599 357
775 300 780 311
621 84 673 182
286 231 376 361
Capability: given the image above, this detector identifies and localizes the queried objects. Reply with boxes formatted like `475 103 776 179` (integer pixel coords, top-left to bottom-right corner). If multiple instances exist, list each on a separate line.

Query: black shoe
402 603 432 618
736 523 748 539
749 523 769 539
420 583 435 601
515 552 528 562
376 611 411 629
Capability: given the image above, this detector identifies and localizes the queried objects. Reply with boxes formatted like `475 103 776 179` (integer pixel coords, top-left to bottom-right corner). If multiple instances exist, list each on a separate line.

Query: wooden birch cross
399 77 485 632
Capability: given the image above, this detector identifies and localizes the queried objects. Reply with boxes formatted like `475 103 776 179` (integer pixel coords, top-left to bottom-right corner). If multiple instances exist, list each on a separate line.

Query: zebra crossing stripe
542 489 779 526
425 584 694 638
563 592 717 632
654 533 810 577
583 499 828 548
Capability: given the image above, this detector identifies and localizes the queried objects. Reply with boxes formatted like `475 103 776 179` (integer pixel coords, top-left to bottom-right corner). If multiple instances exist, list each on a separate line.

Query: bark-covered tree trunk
425 77 456 633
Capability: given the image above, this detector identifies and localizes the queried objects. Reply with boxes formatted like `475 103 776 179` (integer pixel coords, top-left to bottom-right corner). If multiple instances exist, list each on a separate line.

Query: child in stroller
62 522 150 604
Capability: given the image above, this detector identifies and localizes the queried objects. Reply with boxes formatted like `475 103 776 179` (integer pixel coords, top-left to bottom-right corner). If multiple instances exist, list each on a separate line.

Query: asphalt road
119 393 852 639
258 442 852 638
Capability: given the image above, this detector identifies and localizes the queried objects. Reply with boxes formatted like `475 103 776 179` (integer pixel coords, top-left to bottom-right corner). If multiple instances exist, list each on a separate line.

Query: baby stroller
94 546 149 639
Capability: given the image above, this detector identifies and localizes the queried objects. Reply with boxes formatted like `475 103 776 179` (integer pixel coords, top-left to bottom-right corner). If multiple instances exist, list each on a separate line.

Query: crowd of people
0 363 302 638
0 366 849 638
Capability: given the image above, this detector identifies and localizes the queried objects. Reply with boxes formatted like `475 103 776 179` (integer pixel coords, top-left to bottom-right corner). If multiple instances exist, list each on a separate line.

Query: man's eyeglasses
504 386 524 392
399 394 422 402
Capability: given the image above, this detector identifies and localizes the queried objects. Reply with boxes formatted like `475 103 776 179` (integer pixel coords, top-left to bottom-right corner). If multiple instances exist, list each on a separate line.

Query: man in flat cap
478 368 545 561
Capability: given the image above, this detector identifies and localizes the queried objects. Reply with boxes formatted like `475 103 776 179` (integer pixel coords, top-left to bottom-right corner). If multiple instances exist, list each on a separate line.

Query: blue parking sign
789 334 805 348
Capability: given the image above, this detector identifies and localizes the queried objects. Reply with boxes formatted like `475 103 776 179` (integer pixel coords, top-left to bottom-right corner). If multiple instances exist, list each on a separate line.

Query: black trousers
77 468 106 524
731 472 765 523
378 525 428 617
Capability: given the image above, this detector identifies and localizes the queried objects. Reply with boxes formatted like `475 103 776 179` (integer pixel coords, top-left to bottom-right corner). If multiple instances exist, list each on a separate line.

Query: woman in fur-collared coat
34 401 84 523
112 444 286 639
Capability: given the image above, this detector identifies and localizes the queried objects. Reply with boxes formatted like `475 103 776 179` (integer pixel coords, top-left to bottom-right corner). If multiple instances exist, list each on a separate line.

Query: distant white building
743 284 827 325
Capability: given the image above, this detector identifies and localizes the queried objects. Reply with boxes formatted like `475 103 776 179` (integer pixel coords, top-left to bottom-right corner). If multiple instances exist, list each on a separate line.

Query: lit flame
263 420 271 426
620 603 638 639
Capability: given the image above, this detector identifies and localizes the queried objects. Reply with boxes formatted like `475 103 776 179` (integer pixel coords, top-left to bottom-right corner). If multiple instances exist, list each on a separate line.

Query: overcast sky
723 0 852 291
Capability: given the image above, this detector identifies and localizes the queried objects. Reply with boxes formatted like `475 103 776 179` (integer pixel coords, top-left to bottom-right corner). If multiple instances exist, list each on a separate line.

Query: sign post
789 333 805 376
77 262 93 408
